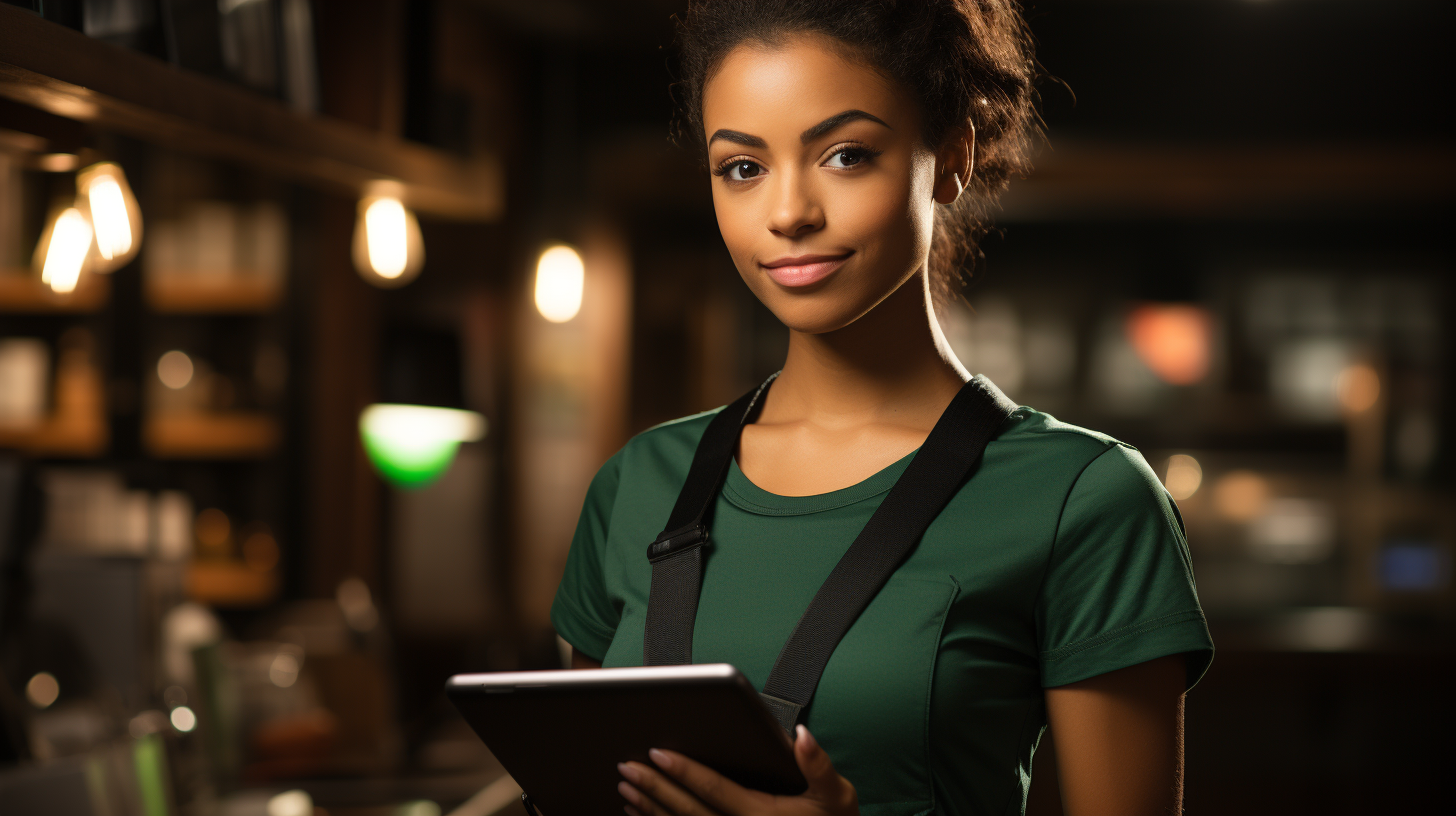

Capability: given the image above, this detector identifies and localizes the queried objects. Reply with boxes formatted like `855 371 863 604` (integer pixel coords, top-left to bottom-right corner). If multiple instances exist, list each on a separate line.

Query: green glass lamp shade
359 404 486 489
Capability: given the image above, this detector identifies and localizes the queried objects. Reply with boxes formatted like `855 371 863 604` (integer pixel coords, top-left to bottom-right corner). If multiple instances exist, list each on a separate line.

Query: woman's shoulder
995 403 1131 461
990 405 1182 524
589 406 725 493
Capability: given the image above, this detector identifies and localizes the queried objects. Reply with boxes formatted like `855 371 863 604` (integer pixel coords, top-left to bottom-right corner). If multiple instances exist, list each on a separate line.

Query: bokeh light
1336 362 1380 414
1213 470 1271 523
535 244 585 322
78 162 142 270
353 190 424 288
1125 304 1211 385
266 791 313 816
1163 454 1203 501
37 207 93 294
169 705 197 732
25 672 60 709
157 350 195 390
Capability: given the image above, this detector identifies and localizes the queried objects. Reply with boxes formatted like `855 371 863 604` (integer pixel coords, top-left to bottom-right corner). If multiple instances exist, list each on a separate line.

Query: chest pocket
802 576 958 816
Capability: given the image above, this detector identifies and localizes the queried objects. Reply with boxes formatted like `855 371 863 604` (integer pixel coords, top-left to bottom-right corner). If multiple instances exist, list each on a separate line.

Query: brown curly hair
674 0 1038 303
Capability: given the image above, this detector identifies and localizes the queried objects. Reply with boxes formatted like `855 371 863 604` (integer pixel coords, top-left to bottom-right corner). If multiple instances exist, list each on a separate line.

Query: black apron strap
643 373 778 665
758 375 1016 733
642 373 1017 736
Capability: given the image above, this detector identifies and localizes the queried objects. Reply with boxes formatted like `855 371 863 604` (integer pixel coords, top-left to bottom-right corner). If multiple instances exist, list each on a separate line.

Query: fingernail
797 725 819 750
617 762 640 783
648 748 673 770
618 780 640 805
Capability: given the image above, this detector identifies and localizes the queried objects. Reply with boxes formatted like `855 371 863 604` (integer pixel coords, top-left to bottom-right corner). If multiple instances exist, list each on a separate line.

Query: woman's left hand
617 725 859 816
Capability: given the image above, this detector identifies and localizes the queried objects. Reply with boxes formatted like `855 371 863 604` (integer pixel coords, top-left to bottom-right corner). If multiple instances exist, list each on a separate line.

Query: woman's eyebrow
800 109 891 143
707 129 767 148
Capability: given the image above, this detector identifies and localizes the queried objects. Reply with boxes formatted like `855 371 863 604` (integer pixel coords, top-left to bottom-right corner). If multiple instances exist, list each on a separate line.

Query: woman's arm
1044 654 1186 816
570 647 603 670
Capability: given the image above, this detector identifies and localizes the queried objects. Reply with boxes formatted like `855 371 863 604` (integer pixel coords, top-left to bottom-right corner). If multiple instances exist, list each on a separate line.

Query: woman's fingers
646 748 774 815
619 760 720 816
795 727 858 810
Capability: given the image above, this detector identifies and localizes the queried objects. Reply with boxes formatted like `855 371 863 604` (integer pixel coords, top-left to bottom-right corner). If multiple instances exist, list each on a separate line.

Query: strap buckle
647 524 709 562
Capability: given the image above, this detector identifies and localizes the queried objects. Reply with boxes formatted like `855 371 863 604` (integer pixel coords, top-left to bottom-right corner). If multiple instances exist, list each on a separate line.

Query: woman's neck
769 271 969 431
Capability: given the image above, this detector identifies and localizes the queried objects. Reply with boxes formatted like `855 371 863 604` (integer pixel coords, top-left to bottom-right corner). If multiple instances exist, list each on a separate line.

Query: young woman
551 2 1213 814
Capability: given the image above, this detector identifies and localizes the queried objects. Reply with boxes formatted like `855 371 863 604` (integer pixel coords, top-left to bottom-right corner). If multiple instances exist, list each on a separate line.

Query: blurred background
0 0 1451 814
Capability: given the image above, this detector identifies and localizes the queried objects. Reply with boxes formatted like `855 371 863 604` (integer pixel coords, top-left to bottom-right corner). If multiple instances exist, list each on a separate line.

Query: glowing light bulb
366 198 408 278
359 404 486 489
352 188 424 287
77 162 143 272
534 244 584 322
37 207 94 294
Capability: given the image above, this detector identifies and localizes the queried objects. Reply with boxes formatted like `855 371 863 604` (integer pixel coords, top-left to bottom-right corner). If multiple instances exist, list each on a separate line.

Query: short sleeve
550 452 625 662
1037 444 1214 690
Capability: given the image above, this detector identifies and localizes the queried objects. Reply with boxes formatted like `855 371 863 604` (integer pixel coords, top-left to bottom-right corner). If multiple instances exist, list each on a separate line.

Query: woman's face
701 34 941 334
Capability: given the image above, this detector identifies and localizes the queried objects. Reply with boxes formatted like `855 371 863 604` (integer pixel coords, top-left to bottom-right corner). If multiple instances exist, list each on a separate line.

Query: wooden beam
1000 141 1456 221
0 5 501 220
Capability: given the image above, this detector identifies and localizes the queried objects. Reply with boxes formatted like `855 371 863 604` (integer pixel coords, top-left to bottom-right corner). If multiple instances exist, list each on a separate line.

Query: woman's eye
825 147 872 169
723 160 763 181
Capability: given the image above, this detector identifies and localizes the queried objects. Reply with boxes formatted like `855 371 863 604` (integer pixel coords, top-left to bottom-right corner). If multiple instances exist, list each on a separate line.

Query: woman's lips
759 253 852 288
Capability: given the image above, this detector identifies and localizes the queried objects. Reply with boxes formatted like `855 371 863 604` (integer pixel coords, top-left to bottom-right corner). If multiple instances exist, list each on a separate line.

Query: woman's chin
763 296 879 336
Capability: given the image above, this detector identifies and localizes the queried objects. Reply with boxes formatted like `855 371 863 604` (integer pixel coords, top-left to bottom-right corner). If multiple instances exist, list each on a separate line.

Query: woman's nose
765 172 824 238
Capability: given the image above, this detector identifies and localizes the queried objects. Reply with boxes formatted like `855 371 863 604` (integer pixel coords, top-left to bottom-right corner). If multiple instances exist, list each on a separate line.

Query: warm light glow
337 576 380 632
366 197 408 278
266 790 313 816
243 528 280 572
1336 363 1380 414
535 244 585 322
194 508 232 555
26 672 60 709
352 191 424 287
1213 470 1270 523
359 403 486 489
39 153 80 172
76 162 142 273
157 350 195 389
169 705 197 732
38 207 93 294
1163 454 1203 500
1125 304 1211 385
269 652 300 688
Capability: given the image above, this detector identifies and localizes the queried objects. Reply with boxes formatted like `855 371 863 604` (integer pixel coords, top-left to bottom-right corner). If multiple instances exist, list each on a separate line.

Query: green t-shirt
551 398 1214 816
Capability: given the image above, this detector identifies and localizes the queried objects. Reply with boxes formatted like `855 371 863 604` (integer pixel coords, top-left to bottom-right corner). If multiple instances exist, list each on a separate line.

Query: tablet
446 663 807 814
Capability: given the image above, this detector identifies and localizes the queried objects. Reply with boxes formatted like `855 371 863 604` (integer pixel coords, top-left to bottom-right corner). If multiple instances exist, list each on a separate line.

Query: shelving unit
0 3 502 220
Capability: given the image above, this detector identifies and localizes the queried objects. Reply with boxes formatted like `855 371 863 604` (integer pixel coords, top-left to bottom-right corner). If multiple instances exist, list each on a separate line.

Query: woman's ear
933 122 976 205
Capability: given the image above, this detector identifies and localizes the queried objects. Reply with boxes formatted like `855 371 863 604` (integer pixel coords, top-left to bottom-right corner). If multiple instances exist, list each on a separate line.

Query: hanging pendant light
33 204 94 295
359 327 483 489
76 161 143 273
533 244 584 322
352 183 424 288
359 404 485 489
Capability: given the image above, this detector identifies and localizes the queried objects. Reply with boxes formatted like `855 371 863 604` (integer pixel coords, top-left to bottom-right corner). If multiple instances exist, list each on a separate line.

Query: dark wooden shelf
144 412 280 459
145 277 283 314
0 5 502 220
0 270 109 313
